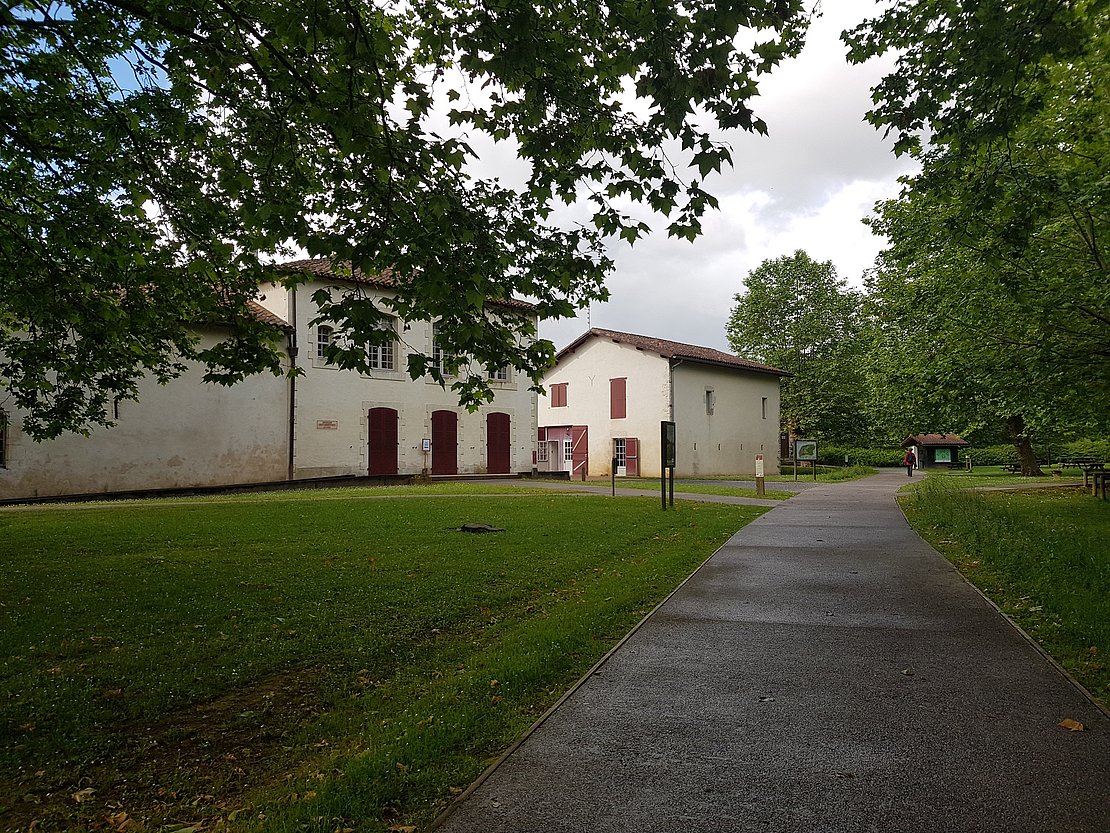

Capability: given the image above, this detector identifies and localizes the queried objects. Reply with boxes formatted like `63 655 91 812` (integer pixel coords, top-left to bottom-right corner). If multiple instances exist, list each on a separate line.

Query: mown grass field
901 474 1109 708
0 487 765 833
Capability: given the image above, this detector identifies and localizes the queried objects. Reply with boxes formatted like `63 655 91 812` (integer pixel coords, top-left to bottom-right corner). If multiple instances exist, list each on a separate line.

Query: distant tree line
728 0 1108 473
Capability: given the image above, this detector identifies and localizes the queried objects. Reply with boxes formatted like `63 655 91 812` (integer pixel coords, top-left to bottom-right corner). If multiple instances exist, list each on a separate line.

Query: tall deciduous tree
1 0 810 438
845 0 1110 473
726 250 868 443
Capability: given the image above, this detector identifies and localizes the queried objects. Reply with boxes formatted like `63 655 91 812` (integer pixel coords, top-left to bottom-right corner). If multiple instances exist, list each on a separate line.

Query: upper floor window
489 366 510 382
610 377 626 419
762 396 768 419
705 388 716 416
550 382 568 408
367 317 396 371
0 409 7 467
432 322 454 377
316 325 335 364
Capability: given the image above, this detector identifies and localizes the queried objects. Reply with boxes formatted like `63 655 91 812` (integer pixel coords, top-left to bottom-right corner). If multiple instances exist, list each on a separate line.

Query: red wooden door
570 425 588 480
368 407 399 475
626 437 639 477
486 412 511 474
431 410 458 475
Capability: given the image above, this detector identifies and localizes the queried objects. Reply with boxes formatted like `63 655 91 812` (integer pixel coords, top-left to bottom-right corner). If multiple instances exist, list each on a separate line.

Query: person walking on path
903 448 917 476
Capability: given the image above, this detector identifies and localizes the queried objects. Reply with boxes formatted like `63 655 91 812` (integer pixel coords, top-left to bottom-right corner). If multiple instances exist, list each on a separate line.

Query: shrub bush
793 439 1108 470
819 445 904 468
964 445 1017 467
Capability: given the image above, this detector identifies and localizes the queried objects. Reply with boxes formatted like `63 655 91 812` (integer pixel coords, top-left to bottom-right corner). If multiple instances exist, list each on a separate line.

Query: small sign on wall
422 438 432 452
316 420 339 430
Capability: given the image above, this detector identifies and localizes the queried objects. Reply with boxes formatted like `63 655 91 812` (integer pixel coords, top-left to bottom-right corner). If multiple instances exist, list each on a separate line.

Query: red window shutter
610 378 626 419
551 382 567 408
626 438 639 477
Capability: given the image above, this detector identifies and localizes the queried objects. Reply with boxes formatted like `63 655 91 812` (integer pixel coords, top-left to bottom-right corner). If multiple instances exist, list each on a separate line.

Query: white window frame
489 365 510 382
367 317 396 371
537 442 549 463
614 437 626 472
564 440 573 463
316 325 335 364
432 322 454 377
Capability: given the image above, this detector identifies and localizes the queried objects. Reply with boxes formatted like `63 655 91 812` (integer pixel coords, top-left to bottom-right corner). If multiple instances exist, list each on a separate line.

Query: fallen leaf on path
72 788 95 803
1059 718 1086 732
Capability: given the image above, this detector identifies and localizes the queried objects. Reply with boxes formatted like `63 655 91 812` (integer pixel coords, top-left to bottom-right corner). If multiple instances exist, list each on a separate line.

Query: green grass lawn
0 487 764 833
770 465 878 482
923 466 1085 490
901 476 1109 708
607 479 793 500
590 465 877 496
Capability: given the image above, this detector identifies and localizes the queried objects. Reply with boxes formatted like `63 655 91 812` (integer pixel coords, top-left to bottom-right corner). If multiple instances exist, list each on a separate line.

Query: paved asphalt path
436 469 1110 832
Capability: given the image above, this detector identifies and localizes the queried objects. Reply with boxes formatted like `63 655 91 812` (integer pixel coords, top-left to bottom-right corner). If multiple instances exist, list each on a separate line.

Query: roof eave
670 354 792 378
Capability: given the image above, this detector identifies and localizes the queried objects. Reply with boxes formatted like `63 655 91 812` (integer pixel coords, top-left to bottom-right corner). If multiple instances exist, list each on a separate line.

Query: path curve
435 469 1109 833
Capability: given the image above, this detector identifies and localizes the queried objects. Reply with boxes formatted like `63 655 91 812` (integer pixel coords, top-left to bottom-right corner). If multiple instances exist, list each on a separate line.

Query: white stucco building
537 329 787 479
0 260 539 501
257 259 538 480
0 311 292 501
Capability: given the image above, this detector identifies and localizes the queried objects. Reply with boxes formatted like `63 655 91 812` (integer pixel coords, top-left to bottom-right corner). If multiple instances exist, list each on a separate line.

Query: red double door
375 410 511 476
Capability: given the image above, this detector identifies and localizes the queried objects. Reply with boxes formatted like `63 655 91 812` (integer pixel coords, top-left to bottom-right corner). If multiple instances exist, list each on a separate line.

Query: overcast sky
533 0 918 354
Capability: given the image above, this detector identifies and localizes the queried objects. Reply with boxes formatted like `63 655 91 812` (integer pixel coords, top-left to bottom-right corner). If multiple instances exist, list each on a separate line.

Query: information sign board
795 440 818 461
661 421 677 468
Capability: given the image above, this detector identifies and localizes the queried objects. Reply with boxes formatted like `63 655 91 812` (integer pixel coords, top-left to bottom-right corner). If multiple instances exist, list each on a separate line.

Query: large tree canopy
1 0 809 438
846 0 1109 469
725 250 868 443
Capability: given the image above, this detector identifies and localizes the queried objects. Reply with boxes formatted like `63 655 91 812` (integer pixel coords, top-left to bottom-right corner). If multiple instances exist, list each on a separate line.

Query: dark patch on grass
6 666 332 831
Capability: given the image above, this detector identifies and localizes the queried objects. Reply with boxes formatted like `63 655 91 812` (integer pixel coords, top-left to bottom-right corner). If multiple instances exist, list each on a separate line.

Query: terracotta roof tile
558 328 790 376
273 259 536 312
247 300 291 331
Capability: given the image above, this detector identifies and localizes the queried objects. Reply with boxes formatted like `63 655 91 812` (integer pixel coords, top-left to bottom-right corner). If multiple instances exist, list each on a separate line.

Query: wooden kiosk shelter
901 433 970 469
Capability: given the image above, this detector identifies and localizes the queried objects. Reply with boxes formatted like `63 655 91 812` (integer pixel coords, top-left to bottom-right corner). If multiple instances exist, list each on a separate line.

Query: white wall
539 336 784 478
539 338 670 477
0 280 540 501
671 362 782 476
0 329 290 500
287 281 538 478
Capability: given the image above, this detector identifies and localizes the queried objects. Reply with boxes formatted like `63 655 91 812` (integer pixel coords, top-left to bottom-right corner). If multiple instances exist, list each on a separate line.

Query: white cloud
539 0 918 354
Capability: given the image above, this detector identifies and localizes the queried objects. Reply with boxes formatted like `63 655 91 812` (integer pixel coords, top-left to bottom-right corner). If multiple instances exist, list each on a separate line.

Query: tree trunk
1006 414 1044 476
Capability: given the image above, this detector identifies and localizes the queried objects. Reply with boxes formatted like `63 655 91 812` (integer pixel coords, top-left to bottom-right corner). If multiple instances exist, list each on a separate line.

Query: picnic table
1057 458 1106 487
